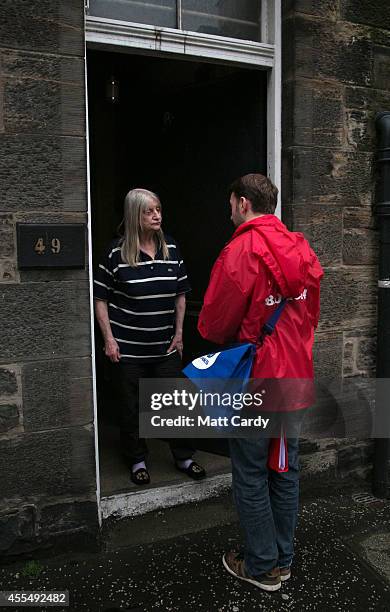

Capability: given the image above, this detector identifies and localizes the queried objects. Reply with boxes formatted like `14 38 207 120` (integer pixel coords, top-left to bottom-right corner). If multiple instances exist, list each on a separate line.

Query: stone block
0 506 36 554
313 332 343 379
343 340 355 377
343 329 377 377
283 16 373 87
343 229 378 266
16 212 87 224
0 404 19 433
367 27 390 49
343 207 376 230
340 0 390 31
318 267 377 333
1 49 84 83
281 204 294 232
344 87 390 151
0 1 84 57
0 427 96 499
283 80 344 149
0 366 18 396
0 71 3 134
0 134 86 212
0 282 91 362
373 46 390 92
282 18 297 80
283 0 339 19
356 338 377 374
337 441 373 477
300 447 337 479
283 205 342 266
2 52 85 136
282 148 374 206
39 500 98 536
346 86 390 112
345 109 376 152
343 207 378 266
0 213 14 258
0 259 18 283
299 439 321 455
22 358 93 432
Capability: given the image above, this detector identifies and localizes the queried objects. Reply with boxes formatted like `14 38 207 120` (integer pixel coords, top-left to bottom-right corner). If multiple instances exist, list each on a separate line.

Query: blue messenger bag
183 299 287 393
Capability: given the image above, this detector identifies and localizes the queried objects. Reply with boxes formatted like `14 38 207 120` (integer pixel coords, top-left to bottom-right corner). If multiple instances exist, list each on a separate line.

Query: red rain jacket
198 215 324 409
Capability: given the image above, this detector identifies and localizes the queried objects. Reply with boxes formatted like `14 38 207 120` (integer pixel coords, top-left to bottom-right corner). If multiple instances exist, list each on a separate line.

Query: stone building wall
0 0 98 555
282 0 390 479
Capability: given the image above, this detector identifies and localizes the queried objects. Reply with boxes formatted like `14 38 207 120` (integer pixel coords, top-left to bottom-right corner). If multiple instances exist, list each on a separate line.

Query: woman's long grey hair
120 188 169 266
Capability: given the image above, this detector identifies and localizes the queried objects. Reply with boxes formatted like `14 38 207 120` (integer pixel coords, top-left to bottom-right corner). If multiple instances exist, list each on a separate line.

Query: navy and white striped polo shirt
93 236 191 361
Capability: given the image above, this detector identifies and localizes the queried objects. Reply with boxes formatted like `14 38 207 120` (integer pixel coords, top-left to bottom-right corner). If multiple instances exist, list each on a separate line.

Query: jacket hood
230 215 313 297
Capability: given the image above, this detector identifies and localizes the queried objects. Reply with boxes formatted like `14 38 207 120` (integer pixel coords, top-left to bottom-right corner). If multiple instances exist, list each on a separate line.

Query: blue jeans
229 436 299 576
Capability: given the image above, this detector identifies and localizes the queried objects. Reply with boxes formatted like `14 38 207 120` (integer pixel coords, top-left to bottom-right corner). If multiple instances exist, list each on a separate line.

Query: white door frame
84 18 103 528
84 1 281 523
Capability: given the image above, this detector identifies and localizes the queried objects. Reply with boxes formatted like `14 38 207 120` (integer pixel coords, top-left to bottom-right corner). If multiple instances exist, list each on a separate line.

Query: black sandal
131 467 150 486
176 461 206 481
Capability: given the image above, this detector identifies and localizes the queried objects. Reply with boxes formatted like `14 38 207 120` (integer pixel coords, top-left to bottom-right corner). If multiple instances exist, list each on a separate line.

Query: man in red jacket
198 173 323 592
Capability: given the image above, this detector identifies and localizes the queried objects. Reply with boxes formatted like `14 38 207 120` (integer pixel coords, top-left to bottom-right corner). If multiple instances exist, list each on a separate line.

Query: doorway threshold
101 471 232 520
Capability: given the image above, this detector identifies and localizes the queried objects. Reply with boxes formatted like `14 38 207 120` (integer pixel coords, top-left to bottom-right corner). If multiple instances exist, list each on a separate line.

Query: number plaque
17 224 86 269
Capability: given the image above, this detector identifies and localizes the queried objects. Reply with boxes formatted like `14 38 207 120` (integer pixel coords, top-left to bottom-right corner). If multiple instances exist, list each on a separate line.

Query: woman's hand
167 333 183 357
104 338 121 363
95 300 120 363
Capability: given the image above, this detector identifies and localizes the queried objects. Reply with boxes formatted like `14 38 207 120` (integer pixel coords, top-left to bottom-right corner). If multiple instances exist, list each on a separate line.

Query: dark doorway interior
87 49 267 494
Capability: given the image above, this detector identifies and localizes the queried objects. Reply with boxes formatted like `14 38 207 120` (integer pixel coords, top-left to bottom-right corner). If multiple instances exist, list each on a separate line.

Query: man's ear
240 197 249 214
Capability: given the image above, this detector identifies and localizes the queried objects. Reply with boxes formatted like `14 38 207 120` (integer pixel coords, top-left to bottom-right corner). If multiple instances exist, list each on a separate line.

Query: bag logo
192 352 221 370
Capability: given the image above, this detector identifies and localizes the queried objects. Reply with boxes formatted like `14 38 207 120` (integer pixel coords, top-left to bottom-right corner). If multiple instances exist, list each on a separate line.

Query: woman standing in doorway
94 188 205 485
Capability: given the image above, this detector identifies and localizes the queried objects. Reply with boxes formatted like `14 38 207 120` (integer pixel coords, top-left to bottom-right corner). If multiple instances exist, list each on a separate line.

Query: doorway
87 49 267 497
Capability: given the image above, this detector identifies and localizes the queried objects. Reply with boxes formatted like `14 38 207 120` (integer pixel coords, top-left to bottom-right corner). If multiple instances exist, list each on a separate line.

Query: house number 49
34 237 61 255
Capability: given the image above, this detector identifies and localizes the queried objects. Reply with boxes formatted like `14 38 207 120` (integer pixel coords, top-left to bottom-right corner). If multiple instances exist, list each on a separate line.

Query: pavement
1 487 390 612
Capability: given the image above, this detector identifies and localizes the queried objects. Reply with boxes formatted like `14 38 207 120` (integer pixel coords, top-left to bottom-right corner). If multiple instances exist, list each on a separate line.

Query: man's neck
243 212 265 223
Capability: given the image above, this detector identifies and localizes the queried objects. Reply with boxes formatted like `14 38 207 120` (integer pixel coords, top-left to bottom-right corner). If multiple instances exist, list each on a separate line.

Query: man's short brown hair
229 173 278 214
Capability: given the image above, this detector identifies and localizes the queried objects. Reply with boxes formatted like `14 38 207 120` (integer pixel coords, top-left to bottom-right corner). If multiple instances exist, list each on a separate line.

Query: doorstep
100 471 232 519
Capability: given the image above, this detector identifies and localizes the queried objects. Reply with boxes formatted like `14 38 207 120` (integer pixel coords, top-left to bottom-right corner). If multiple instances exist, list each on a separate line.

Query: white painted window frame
86 18 274 67
85 1 281 523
